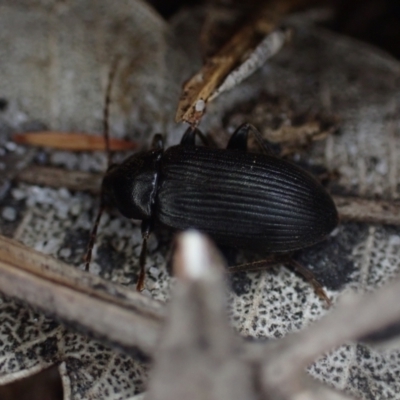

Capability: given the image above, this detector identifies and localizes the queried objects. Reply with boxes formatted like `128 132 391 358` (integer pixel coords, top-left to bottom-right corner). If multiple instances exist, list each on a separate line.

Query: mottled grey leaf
0 297 148 400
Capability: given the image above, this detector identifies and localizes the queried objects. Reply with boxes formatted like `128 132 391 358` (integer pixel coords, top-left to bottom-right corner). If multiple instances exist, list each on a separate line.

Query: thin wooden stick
0 235 164 355
17 166 102 193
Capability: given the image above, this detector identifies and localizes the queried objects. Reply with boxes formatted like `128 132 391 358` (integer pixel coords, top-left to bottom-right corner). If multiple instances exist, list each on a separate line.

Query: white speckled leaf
0 296 148 399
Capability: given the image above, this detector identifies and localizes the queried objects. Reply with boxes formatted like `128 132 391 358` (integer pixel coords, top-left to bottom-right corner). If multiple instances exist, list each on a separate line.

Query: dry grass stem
0 235 164 355
17 166 102 193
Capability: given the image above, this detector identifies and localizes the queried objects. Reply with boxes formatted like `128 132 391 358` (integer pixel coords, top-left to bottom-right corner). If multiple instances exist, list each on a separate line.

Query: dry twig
0 235 163 355
334 196 400 225
17 166 102 193
175 0 315 125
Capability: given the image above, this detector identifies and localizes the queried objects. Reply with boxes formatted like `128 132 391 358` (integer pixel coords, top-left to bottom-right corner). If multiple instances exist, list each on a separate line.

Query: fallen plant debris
335 196 400 226
208 27 292 102
13 132 138 152
4 230 400 399
175 0 315 125
0 234 163 355
218 92 340 155
17 166 102 193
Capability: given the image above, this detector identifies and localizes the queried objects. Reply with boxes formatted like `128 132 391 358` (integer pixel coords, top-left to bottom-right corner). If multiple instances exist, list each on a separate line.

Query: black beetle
86 121 338 296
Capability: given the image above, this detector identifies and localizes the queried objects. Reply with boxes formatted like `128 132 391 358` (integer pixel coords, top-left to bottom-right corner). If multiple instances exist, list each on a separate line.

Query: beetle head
101 149 162 220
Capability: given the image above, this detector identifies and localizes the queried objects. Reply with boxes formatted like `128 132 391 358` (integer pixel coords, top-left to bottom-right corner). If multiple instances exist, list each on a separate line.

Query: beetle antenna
247 123 275 155
83 57 120 271
136 235 148 291
104 56 120 168
288 259 332 307
84 202 105 271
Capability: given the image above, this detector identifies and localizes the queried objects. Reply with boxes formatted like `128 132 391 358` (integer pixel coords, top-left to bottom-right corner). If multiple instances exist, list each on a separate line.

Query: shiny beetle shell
156 145 338 252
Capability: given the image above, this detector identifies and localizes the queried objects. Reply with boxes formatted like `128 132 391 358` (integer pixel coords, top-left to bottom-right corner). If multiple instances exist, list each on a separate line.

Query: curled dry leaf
208 27 292 101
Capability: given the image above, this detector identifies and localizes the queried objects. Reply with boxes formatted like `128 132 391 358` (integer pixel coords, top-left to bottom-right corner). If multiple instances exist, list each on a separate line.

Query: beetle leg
217 245 238 267
228 255 331 307
136 219 153 291
83 201 106 271
180 126 209 146
287 259 332 307
227 123 275 155
151 133 164 151
227 254 289 273
226 123 249 151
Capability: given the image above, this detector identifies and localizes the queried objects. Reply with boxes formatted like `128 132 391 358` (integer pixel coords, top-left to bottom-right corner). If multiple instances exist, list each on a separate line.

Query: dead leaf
0 297 149 399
